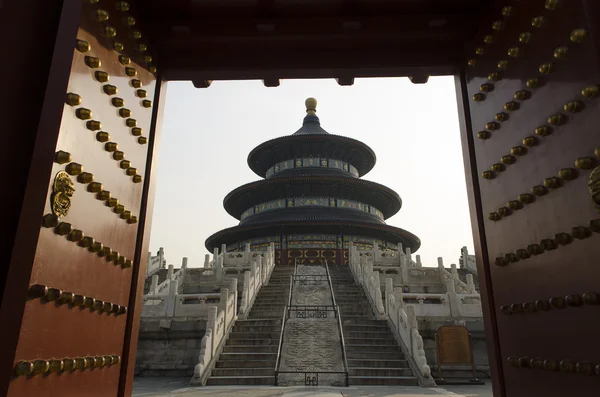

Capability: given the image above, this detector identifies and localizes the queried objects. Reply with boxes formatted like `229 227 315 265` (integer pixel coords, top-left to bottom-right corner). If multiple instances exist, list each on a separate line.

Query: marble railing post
230 278 238 312
204 254 210 268
258 255 265 283
219 288 229 324
216 256 224 282
150 275 159 295
399 253 408 284
182 257 188 269
466 274 477 294
166 280 179 316
405 248 412 266
167 264 174 281
240 270 250 314
146 251 152 275
207 306 218 357
451 263 459 280
385 278 393 314
158 247 165 269
221 244 227 256
213 247 219 267
446 280 460 317
394 284 405 309
416 255 422 268
244 243 251 264
374 271 384 315
437 257 445 283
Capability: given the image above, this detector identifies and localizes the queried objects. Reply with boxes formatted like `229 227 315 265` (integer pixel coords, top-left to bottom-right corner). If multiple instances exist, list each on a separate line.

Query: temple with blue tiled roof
205 98 420 265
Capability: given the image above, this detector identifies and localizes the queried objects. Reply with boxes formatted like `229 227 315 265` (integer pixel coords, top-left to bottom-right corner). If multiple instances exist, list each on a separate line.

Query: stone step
349 367 414 377
346 351 405 360
211 367 275 377
339 310 373 315
339 312 374 318
346 330 394 338
348 376 418 386
338 305 372 310
227 338 280 346
340 312 374 318
342 319 388 326
251 303 286 309
345 337 398 346
215 360 276 369
252 300 286 305
232 325 281 333
206 375 275 386
235 319 281 326
345 344 401 353
347 359 409 368
218 352 277 361
248 311 284 318
222 345 279 353
257 291 289 295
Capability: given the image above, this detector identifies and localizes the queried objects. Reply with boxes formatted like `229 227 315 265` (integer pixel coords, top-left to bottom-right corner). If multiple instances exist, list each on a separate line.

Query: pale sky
148 77 474 269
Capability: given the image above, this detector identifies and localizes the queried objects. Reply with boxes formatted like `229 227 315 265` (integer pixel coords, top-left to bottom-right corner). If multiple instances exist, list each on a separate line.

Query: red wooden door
458 1 600 396
1 1 163 396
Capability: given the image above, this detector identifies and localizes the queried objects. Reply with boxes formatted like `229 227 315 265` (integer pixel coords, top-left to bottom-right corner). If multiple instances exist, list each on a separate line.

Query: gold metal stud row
469 1 563 84
84 2 157 75
41 214 134 269
488 154 597 220
14 354 121 377
66 94 147 181
67 90 149 146
55 153 140 219
468 4 514 65
500 292 599 315
481 89 597 180
27 283 127 315
469 25 586 106
507 356 600 376
494 219 600 267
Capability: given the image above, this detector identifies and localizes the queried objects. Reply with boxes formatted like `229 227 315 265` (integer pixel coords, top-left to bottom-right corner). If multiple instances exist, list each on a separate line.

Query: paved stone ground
132 377 494 397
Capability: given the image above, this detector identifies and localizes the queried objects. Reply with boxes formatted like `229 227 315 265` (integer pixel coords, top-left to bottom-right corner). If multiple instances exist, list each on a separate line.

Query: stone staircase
207 266 294 385
328 265 418 386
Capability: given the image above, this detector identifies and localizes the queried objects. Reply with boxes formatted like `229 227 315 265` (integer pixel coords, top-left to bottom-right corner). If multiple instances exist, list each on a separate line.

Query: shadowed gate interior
2 0 600 396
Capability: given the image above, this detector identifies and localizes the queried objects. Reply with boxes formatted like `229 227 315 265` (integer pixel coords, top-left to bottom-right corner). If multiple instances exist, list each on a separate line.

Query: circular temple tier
206 98 420 264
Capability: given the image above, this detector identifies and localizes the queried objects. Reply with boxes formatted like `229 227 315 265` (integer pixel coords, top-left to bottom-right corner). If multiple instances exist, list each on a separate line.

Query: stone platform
132 377 493 397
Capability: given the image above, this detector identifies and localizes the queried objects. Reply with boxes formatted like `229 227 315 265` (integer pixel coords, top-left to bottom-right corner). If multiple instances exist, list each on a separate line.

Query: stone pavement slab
132 377 493 397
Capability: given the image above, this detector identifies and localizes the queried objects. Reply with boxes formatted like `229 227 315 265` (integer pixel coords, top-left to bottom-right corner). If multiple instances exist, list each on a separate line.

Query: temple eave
204 220 421 252
247 133 377 178
223 175 402 220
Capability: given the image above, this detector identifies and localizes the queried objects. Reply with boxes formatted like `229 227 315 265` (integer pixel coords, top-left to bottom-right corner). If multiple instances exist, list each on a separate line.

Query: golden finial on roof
305 97 317 115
